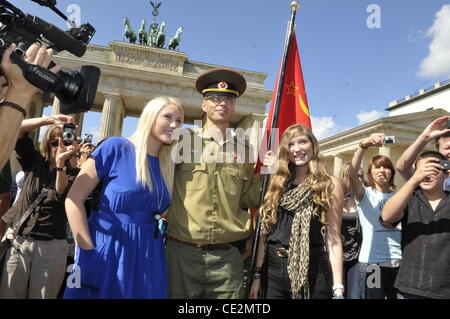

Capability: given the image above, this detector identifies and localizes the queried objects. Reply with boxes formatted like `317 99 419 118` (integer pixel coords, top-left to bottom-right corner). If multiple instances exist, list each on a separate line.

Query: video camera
0 0 100 114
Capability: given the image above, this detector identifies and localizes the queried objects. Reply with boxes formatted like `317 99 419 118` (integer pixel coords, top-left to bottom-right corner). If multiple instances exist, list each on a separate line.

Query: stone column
27 95 45 145
98 94 122 141
113 100 125 137
333 155 343 177
51 97 61 115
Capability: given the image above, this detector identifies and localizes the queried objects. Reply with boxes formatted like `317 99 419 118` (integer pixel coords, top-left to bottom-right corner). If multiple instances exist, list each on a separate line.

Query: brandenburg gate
26 41 272 144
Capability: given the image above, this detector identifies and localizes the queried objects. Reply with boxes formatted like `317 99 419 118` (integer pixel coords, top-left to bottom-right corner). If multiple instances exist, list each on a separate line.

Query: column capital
103 93 122 102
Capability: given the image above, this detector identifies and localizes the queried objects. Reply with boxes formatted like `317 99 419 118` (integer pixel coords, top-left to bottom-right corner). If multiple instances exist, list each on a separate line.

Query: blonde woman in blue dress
64 97 183 298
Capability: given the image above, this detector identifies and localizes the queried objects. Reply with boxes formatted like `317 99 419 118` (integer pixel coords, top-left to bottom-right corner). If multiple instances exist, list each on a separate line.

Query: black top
1 135 78 241
341 211 361 262
394 189 450 299
266 184 326 255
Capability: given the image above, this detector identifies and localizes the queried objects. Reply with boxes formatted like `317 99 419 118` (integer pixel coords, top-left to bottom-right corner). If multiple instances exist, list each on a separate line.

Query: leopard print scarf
279 183 316 299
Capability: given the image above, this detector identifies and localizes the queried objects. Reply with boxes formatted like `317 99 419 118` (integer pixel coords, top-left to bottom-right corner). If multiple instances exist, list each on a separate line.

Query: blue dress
64 137 170 299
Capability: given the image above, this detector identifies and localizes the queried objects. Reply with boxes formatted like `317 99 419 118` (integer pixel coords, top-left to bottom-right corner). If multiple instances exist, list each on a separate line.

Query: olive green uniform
167 127 261 298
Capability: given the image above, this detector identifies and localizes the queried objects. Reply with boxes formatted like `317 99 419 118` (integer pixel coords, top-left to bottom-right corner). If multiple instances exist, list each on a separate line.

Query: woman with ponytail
63 97 183 299
249 124 344 299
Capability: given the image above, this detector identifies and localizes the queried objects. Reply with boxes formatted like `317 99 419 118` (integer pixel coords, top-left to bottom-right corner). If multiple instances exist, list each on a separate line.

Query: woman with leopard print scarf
249 124 344 299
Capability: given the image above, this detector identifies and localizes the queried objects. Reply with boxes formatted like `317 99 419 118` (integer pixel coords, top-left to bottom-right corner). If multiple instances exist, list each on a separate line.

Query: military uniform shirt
167 126 262 244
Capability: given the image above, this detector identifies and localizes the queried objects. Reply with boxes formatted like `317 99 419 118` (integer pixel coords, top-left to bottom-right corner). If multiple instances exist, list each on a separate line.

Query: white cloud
356 110 385 125
311 116 344 140
418 4 450 78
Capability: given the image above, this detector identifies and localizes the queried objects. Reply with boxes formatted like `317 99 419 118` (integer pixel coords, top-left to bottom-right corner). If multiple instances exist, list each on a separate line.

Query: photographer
382 151 450 299
77 139 96 168
0 115 79 299
396 116 450 187
0 43 61 170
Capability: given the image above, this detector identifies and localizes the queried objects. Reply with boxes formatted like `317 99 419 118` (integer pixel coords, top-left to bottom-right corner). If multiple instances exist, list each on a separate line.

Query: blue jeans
344 260 361 299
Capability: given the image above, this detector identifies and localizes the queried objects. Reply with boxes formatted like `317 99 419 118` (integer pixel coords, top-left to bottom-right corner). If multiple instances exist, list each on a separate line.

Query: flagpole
246 1 300 297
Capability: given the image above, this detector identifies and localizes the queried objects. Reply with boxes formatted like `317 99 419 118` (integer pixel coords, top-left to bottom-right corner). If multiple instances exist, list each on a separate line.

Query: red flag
256 32 311 173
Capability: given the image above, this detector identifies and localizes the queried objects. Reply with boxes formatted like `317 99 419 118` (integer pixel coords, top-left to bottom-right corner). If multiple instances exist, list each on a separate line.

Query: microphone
24 14 87 57
30 0 57 7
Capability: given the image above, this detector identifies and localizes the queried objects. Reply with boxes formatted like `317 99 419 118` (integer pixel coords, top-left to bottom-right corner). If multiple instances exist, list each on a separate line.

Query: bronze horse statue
123 17 137 44
156 21 166 48
138 19 148 45
168 26 184 50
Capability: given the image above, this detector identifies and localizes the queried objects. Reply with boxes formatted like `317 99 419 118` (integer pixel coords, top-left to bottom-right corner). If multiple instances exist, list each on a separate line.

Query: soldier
166 69 263 299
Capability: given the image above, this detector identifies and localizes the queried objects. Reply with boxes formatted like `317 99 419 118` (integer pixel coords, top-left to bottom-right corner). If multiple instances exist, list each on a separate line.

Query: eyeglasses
206 95 236 104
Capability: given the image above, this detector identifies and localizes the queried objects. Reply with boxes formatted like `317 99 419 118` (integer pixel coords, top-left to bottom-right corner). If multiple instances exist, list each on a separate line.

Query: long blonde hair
261 124 334 231
338 161 352 195
130 96 183 194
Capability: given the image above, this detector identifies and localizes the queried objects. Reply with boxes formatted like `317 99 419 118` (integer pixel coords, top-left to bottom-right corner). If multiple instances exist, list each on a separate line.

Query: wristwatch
56 166 67 172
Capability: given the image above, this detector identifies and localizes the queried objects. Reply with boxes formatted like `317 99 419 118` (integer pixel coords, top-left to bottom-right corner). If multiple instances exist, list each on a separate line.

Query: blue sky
14 0 450 141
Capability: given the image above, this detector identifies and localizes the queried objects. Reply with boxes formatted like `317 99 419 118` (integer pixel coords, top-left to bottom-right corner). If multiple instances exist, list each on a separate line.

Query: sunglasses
50 140 72 147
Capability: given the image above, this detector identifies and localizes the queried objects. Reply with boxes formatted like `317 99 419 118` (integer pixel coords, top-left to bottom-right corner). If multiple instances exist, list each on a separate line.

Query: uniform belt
168 235 231 251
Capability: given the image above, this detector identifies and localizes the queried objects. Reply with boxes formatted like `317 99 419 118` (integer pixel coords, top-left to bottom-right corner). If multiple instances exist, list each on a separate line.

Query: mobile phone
439 160 450 171
384 136 395 144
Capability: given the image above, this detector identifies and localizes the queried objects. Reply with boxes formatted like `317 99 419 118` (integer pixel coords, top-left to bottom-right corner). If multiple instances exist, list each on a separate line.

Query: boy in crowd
381 151 450 299
396 115 450 190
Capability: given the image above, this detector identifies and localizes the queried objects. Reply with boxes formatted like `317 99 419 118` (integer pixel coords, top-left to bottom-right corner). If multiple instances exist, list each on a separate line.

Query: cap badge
218 82 228 89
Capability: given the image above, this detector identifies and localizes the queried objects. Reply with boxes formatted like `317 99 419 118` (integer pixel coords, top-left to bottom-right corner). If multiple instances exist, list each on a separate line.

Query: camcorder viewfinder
0 0 100 114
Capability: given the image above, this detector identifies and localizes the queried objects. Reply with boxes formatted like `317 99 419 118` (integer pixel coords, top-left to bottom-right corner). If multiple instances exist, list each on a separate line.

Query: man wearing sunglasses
0 115 80 299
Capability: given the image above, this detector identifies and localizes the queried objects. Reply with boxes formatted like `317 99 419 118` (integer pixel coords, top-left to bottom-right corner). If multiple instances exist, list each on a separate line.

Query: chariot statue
148 21 159 47
156 21 166 48
138 19 148 45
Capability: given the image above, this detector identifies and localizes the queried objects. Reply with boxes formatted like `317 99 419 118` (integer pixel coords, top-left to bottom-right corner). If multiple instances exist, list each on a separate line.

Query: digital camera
62 123 76 145
82 133 93 144
384 136 395 144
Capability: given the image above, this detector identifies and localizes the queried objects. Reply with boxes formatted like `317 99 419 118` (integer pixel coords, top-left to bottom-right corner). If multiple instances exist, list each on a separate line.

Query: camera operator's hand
360 133 385 148
1 43 61 101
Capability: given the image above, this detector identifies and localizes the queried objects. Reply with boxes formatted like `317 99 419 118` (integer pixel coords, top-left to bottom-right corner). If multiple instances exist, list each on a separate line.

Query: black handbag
0 188 48 277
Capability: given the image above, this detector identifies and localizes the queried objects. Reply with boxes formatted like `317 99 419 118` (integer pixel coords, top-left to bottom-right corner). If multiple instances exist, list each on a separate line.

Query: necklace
149 159 164 211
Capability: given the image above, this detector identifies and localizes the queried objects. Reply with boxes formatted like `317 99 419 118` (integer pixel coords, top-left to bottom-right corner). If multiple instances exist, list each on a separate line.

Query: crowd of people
0 43 449 300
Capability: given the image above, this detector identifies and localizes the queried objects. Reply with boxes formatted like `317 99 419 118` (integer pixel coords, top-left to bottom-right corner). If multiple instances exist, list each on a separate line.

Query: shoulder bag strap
12 188 49 239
